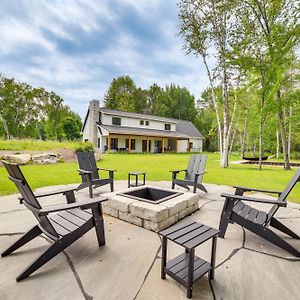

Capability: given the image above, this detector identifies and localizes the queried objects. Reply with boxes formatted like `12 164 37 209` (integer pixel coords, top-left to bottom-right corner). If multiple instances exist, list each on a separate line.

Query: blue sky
0 0 208 118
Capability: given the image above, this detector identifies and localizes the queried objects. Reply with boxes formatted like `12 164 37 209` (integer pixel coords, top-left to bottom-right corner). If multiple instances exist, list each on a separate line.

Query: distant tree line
104 75 199 123
0 75 82 141
178 0 300 169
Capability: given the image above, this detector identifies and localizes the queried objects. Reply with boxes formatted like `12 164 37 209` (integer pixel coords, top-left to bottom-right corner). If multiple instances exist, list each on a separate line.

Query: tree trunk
276 126 280 159
277 90 291 170
259 117 263 171
241 117 248 157
202 57 223 160
288 107 292 160
0 115 10 140
229 128 236 155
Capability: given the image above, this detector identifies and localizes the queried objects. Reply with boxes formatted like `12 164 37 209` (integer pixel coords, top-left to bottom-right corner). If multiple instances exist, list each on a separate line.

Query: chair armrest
169 169 187 173
77 169 92 175
98 168 116 172
38 196 108 216
233 186 282 195
18 188 77 203
221 193 287 206
195 171 207 176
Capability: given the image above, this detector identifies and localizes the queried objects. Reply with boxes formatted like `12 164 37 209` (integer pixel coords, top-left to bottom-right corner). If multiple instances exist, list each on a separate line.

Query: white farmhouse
82 100 204 153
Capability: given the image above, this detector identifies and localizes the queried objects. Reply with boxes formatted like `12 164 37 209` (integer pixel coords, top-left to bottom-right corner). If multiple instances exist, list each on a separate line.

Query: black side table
159 220 219 299
128 172 146 188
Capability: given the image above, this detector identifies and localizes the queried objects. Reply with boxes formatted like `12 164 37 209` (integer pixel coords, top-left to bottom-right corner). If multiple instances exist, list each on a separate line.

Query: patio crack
198 199 214 210
0 232 25 236
132 236 162 300
242 247 300 262
0 208 26 215
39 236 93 300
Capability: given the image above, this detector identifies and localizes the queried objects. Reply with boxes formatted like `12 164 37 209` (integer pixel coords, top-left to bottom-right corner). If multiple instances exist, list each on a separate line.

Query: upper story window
165 123 171 131
140 120 144 125
112 117 121 126
145 120 149 126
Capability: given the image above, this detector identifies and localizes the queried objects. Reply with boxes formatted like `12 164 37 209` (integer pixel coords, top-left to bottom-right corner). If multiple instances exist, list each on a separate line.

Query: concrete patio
1 181 300 300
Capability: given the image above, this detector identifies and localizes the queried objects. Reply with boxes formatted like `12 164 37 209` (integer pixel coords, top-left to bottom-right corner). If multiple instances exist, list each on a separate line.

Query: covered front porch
102 134 191 154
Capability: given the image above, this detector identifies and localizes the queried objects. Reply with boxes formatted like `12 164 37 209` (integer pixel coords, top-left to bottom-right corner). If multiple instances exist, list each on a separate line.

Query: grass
0 139 81 151
0 153 299 203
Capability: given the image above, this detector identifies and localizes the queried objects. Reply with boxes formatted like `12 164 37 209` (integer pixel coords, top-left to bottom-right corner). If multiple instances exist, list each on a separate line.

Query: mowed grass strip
0 153 299 203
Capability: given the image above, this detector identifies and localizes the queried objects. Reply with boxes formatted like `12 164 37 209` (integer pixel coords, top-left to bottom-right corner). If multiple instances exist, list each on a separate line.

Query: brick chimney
88 99 99 146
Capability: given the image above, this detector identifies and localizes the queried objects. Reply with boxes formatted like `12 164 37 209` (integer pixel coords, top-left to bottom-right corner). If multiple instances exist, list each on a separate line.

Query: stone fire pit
102 185 200 232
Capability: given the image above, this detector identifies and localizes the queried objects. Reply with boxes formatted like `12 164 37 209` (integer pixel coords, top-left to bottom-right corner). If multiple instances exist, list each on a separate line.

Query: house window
145 120 149 126
97 138 100 148
165 124 171 131
112 117 121 126
140 120 144 125
111 138 118 150
125 139 136 150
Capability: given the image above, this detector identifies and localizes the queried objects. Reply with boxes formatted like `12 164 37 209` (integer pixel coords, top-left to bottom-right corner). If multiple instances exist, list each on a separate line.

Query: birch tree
179 0 238 167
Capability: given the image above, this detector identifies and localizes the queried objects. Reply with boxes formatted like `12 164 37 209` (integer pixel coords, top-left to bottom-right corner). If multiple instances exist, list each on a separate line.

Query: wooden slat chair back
266 167 300 224
185 154 207 184
77 151 100 182
3 161 59 239
171 154 207 193
76 151 115 197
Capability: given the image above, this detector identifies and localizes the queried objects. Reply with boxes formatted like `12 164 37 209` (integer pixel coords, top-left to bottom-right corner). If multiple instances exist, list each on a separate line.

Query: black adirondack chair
1 161 108 281
171 154 207 193
76 151 116 198
219 167 300 257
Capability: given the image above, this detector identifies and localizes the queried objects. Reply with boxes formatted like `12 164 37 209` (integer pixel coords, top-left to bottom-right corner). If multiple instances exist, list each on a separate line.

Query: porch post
176 139 178 153
108 135 111 154
162 138 164 154
128 135 131 152
147 137 149 153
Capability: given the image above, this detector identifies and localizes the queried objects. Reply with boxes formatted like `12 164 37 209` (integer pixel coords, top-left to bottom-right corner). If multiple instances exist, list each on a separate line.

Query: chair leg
196 183 207 193
270 218 300 239
16 224 93 282
1 225 42 257
16 237 70 281
92 205 105 247
218 199 235 238
88 183 93 198
76 182 89 192
171 181 175 189
249 224 300 257
110 180 114 192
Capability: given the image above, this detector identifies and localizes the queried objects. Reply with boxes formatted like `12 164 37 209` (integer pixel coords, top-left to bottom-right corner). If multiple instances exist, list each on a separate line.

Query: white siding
177 140 189 153
82 114 90 142
101 113 176 132
190 138 203 152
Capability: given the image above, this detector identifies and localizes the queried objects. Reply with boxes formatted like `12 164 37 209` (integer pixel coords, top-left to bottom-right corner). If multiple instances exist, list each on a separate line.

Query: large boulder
31 153 62 164
3 154 31 165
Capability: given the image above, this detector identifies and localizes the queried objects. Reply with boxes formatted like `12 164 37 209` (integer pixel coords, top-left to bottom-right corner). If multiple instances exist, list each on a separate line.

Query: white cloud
0 0 210 118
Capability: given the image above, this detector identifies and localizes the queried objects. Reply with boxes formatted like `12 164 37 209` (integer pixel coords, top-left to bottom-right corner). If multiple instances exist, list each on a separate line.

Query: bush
74 142 94 153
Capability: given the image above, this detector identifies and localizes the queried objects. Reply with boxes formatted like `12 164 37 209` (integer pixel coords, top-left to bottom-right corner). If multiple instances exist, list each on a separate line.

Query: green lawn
0 139 81 151
0 153 299 203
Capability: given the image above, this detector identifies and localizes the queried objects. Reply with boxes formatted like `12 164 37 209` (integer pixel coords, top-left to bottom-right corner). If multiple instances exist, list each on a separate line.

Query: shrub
74 142 94 153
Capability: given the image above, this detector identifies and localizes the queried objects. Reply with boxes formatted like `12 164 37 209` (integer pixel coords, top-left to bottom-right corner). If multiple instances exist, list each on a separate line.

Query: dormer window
165 123 171 131
140 120 144 125
112 117 121 126
145 120 149 126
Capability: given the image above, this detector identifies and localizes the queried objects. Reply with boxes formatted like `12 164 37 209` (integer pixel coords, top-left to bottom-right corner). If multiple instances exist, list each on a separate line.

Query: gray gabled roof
98 124 191 139
99 108 203 139
99 108 177 124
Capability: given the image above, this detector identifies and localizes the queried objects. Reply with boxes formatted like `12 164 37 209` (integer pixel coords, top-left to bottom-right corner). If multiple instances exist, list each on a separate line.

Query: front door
142 140 151 152
142 140 147 152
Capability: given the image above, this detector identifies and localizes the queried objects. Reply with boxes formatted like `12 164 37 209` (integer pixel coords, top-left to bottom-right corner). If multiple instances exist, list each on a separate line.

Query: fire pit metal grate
117 187 183 204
